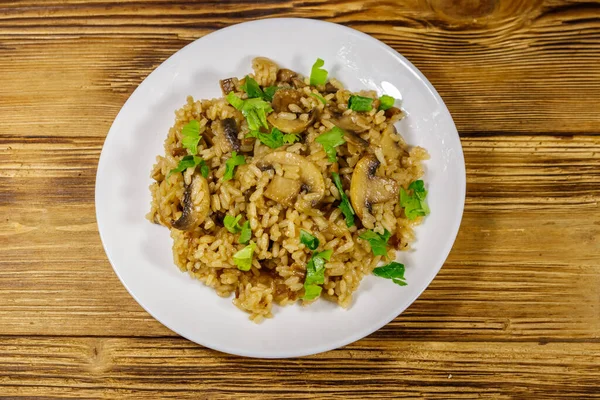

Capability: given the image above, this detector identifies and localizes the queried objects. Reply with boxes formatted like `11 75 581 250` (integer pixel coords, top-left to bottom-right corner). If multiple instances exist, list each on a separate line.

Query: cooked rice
147 57 428 322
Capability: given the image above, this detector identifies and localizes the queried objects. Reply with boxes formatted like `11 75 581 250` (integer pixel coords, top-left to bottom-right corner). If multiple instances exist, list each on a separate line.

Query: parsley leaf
299 230 332 301
226 91 244 110
223 214 242 234
226 93 273 131
283 133 299 144
233 241 256 271
300 229 319 251
348 95 374 112
167 155 209 179
181 119 202 155
242 98 273 131
240 75 263 99
263 86 280 102
310 58 328 86
303 249 332 300
378 95 395 111
224 215 252 244
303 285 322 300
400 180 430 220
373 261 407 286
247 127 298 149
238 221 252 244
331 172 355 227
223 151 245 181
315 126 346 162
310 92 327 105
359 229 391 257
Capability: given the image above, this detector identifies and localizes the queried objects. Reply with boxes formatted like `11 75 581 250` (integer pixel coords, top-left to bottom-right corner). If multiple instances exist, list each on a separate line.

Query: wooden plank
0 136 598 339
0 1 599 137
0 336 599 398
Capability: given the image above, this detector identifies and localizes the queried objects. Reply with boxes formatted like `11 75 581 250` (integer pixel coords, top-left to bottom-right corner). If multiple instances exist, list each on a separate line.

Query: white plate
95 18 465 358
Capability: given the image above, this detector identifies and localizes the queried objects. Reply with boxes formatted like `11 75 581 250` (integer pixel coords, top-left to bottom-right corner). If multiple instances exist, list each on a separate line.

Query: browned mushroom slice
264 175 303 207
222 118 241 152
291 77 306 89
343 129 369 152
267 109 316 134
257 152 325 205
171 172 210 231
271 88 303 113
219 78 238 96
329 111 370 133
380 125 406 161
384 106 404 120
171 147 188 157
276 68 297 84
350 154 398 220
324 82 339 94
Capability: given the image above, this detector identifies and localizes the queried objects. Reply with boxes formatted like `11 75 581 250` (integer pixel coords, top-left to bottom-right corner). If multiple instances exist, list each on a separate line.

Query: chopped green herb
303 284 322 300
400 180 430 220
223 151 245 181
283 133 300 144
359 229 391 257
373 261 407 286
242 98 273 131
232 241 256 271
167 155 209 179
300 229 319 251
224 215 252 244
310 92 327 105
181 119 202 155
310 58 328 86
226 91 244 110
226 93 273 131
315 126 346 162
303 249 332 300
348 95 374 112
240 75 263 99
238 221 252 244
263 86 280 102
223 214 243 234
247 127 299 149
331 172 355 227
378 95 395 111
199 161 209 178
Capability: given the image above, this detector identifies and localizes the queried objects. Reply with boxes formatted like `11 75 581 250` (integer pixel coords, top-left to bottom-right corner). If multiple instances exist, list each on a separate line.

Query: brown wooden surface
1 0 599 398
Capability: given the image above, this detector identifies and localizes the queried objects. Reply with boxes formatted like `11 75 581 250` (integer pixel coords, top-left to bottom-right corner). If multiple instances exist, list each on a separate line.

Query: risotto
147 57 430 322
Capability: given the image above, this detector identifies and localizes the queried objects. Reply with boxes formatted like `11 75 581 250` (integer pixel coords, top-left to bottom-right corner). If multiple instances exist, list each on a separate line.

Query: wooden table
1 0 599 398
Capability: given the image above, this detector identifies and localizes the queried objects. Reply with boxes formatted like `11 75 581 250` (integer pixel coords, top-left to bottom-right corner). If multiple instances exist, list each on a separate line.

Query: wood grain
0 337 599 399
1 0 600 397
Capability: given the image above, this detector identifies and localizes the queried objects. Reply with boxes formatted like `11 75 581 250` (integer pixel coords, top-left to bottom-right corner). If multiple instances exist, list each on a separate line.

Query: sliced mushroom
171 147 188 157
329 111 370 133
222 118 241 152
343 129 369 152
171 172 210 231
384 106 404 120
271 88 303 113
219 78 238 96
257 152 325 205
323 82 338 94
267 109 316 134
291 77 306 89
264 175 303 207
350 154 398 220
276 68 297 84
380 125 406 161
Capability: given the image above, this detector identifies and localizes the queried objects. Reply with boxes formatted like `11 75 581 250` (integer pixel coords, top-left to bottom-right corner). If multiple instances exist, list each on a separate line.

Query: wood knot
429 0 497 20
